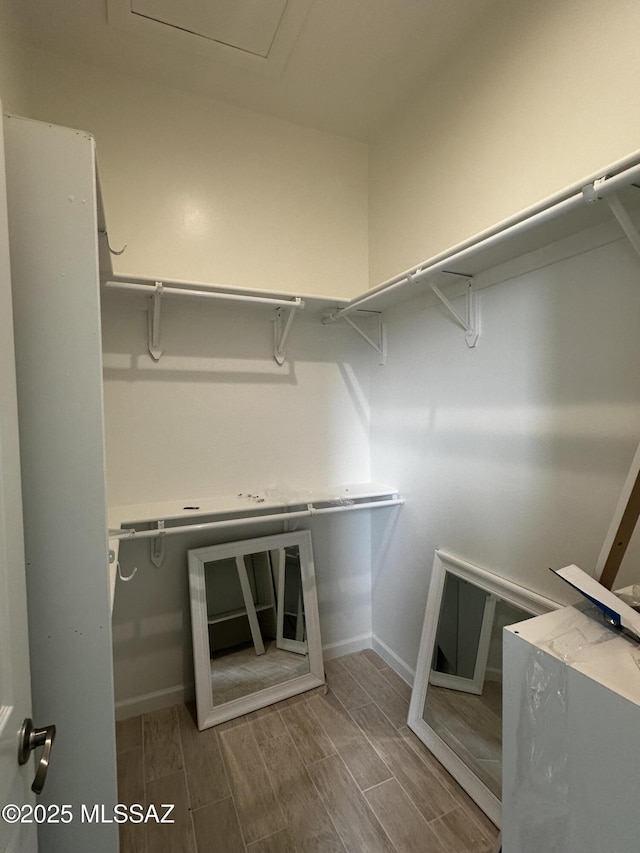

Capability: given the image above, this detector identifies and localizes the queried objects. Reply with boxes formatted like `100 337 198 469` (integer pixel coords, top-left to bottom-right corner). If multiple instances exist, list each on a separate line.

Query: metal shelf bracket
430 276 479 348
583 180 640 261
272 301 302 365
150 520 165 567
148 281 163 361
324 310 386 364
606 193 640 261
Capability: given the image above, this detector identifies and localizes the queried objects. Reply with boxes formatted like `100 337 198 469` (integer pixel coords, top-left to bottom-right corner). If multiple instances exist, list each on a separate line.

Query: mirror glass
188 530 324 729
422 571 531 798
205 545 309 707
408 552 557 824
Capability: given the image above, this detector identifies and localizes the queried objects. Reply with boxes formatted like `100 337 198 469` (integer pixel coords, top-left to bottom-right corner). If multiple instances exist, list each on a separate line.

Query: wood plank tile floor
116 650 499 853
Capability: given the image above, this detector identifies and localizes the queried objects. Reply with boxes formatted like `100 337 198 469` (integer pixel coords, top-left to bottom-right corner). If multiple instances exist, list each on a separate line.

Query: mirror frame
408 549 559 827
188 530 324 729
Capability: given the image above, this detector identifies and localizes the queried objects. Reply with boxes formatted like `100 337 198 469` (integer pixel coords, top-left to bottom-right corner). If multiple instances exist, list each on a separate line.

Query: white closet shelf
101 154 640 361
325 152 640 348
102 273 351 365
108 482 402 535
107 483 402 612
102 273 349 317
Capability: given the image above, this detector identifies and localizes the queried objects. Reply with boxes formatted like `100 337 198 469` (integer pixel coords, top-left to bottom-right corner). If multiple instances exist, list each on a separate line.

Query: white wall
369 0 640 286
17 45 368 298
103 297 375 711
102 298 372 503
370 225 640 675
0 3 29 114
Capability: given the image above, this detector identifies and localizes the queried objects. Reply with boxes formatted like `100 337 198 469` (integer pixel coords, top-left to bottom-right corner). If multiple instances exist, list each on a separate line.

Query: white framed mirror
408 549 559 826
188 530 324 729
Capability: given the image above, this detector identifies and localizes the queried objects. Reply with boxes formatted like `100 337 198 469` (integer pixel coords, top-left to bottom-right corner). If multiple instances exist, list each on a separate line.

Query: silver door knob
18 718 56 794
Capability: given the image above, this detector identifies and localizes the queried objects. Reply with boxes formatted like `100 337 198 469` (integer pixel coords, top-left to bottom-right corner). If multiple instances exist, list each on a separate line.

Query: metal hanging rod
326 157 640 321
104 279 303 309
105 279 304 365
109 497 404 542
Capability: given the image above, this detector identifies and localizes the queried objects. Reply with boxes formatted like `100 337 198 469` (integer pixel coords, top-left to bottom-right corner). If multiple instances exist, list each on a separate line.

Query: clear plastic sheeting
503 602 640 853
540 604 618 666
512 651 569 852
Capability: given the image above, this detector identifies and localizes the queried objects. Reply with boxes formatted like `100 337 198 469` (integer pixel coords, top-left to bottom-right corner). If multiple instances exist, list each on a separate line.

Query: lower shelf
208 603 273 625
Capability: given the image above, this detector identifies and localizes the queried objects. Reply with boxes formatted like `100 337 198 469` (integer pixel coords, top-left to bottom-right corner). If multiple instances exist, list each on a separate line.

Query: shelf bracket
340 311 387 365
583 179 640 262
148 281 163 361
606 192 640 262
430 276 479 347
272 301 301 365
150 520 165 567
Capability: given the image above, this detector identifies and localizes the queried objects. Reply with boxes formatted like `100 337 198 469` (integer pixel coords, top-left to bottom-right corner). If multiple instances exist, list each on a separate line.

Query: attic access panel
107 0 313 75
132 0 286 57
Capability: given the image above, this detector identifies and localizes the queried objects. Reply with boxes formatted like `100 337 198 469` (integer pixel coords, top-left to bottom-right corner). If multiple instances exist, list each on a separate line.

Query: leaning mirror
408 550 558 826
188 530 324 729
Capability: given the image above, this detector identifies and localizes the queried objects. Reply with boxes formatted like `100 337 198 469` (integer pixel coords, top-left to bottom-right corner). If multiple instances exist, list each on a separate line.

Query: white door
0 107 38 853
4 114 118 853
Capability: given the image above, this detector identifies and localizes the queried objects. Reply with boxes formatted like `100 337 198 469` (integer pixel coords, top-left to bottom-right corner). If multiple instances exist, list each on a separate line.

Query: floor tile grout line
227 792 249 853
339 654 409 730
429 803 496 848
140 714 148 853
347 690 408 735
360 777 393 795
306 748 400 853
329 668 498 841
217 724 253 851
277 708 349 853
303 687 396 793
213 724 233 802
279 698 339 763
170 706 197 853
246 827 286 848
220 715 286 848
327 656 379 707
304 676 406 853
365 651 388 671
172 712 191 850
378 666 413 702
314 678 396 789
343 695 460 828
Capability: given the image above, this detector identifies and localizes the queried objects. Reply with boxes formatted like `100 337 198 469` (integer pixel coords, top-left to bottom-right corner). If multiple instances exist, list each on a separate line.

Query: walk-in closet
2 2 640 852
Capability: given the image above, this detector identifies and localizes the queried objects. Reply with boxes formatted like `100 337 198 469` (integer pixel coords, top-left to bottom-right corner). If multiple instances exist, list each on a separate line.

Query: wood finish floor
116 650 499 853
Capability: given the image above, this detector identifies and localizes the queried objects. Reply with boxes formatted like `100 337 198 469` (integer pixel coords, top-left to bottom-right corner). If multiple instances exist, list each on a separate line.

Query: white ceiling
128 0 290 57
11 0 501 141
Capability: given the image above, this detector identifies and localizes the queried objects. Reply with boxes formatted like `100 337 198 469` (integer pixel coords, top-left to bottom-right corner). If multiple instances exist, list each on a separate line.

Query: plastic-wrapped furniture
502 598 640 853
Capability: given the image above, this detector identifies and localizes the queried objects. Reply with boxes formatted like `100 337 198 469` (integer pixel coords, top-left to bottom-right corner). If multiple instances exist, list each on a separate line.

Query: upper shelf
100 151 640 360
101 272 352 365
102 272 349 318
327 153 640 320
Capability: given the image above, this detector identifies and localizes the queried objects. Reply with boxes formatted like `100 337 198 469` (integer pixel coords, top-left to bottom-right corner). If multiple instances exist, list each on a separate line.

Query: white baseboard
371 634 415 686
322 633 372 660
115 683 194 721
113 634 412 720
